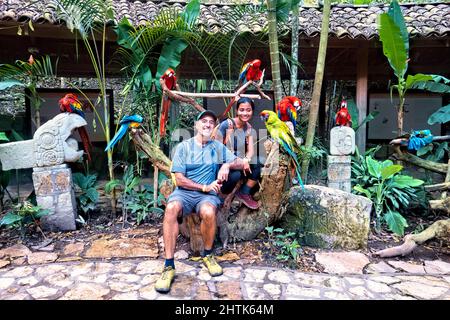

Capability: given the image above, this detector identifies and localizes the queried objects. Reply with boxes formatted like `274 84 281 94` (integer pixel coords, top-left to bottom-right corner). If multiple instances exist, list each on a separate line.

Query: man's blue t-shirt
170 137 237 186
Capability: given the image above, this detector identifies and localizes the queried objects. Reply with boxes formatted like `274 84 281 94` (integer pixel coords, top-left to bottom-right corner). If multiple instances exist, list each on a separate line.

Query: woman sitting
214 97 261 210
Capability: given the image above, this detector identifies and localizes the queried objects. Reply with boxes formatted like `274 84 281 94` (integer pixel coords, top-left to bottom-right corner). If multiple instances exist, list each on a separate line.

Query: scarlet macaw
160 68 178 137
58 93 92 161
335 100 352 127
104 115 143 151
260 110 304 189
276 96 302 131
238 59 263 86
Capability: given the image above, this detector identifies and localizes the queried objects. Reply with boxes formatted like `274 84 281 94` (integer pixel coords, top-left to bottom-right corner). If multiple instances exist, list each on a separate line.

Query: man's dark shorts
167 188 221 216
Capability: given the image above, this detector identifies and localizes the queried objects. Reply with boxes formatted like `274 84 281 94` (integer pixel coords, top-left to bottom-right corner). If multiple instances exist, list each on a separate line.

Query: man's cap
196 110 217 122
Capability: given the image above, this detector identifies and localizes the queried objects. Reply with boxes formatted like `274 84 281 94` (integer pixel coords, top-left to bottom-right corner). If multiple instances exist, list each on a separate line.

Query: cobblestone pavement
0 258 449 300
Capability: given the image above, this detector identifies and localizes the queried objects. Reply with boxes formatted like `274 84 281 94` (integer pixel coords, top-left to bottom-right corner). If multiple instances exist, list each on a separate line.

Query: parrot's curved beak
260 112 268 122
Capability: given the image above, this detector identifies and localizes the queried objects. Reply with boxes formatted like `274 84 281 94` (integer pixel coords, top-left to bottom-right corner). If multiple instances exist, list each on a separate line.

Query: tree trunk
300 0 331 182
267 0 283 103
374 219 450 258
290 3 299 96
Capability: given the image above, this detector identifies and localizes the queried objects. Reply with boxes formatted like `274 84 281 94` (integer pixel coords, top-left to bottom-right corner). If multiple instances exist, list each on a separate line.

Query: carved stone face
330 126 355 156
34 113 87 166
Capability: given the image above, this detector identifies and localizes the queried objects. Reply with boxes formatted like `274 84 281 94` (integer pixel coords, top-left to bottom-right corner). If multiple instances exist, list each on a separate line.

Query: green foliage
417 141 449 162
428 104 450 125
0 201 50 235
0 132 8 142
73 172 99 214
265 226 301 263
378 12 408 80
346 98 379 132
105 165 164 224
352 150 424 236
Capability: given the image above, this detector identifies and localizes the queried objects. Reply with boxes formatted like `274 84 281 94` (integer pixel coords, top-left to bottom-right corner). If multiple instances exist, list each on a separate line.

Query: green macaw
260 110 304 189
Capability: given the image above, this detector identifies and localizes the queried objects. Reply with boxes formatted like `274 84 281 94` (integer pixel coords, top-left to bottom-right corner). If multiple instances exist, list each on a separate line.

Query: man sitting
155 110 244 293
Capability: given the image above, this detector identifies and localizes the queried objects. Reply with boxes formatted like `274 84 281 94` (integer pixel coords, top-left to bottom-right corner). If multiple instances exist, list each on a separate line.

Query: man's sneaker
154 266 175 293
202 254 223 276
235 192 260 210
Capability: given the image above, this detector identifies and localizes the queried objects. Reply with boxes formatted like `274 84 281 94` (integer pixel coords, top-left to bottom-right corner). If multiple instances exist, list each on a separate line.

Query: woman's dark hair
236 97 255 111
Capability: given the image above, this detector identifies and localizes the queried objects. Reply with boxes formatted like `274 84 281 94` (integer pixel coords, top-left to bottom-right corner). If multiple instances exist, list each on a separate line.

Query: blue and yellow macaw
105 114 143 151
260 110 304 189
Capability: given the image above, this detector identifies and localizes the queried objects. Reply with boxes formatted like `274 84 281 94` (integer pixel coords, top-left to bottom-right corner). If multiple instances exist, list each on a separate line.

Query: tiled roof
0 1 449 40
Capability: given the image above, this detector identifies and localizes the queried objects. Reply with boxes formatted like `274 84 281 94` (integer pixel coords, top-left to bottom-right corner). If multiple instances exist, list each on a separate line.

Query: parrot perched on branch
160 68 178 138
104 114 143 152
58 93 92 162
260 110 304 189
276 96 302 131
335 100 352 127
238 59 263 86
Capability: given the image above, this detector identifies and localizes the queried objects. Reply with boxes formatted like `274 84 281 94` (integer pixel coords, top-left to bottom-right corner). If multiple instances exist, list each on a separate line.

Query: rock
141 274 159 286
348 286 376 299
424 260 450 274
315 252 370 274
3 266 34 278
62 242 85 256
17 276 39 286
366 261 398 274
33 165 78 231
323 291 351 300
11 257 26 265
26 286 59 299
174 250 189 260
45 274 74 288
35 264 67 277
393 281 448 299
0 244 31 258
244 283 268 300
281 185 372 249
243 268 267 283
330 126 355 156
139 285 158 300
195 283 212 300
109 274 141 283
108 282 141 293
267 270 292 283
387 261 426 274
216 281 242 300
27 252 58 265
263 283 281 299
169 274 195 298
285 283 320 299
222 267 242 279
135 260 163 275
60 283 110 300
0 113 86 170
0 278 14 290
366 280 392 293
112 292 139 300
0 260 10 268
84 238 158 259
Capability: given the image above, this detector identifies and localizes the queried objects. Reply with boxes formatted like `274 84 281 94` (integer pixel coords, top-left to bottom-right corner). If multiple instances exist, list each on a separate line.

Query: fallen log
424 182 450 192
392 145 447 174
429 197 450 214
374 219 450 258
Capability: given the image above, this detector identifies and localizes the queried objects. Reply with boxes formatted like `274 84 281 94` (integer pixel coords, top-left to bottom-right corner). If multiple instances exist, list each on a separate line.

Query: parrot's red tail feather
78 126 92 162
160 99 171 137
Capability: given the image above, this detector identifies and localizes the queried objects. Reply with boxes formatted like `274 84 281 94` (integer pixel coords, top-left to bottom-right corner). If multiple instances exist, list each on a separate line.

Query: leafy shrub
105 165 164 225
0 201 49 237
352 150 424 236
73 173 99 214
265 226 301 263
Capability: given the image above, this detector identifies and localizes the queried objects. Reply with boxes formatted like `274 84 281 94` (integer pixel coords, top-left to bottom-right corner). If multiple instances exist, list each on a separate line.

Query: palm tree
301 0 331 182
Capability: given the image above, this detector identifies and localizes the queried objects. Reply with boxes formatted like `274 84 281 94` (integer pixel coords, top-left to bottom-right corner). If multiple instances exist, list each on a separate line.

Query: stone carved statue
330 126 355 156
0 113 87 170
